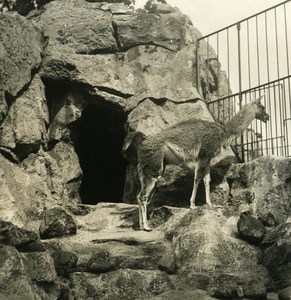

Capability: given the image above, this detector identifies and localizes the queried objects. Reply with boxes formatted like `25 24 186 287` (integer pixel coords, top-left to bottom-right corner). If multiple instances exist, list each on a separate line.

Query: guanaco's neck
224 103 257 145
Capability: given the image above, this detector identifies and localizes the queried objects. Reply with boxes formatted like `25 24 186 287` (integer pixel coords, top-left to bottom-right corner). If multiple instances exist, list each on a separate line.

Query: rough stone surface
48 141 83 188
278 286 291 300
260 218 291 289
144 289 217 300
20 251 57 282
0 154 42 225
243 277 268 299
237 213 266 245
51 250 78 276
226 156 291 224
0 0 53 15
0 12 43 115
86 250 116 273
208 273 243 299
162 207 269 281
0 220 38 247
39 207 77 239
0 245 59 300
71 269 174 300
0 75 49 159
158 252 177 274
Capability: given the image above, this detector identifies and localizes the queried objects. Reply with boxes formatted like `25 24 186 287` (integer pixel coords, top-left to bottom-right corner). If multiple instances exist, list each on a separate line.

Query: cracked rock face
0 0 230 223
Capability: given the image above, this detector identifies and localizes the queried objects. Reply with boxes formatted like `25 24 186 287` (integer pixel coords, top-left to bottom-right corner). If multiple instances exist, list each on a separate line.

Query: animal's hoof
143 227 152 232
190 205 196 210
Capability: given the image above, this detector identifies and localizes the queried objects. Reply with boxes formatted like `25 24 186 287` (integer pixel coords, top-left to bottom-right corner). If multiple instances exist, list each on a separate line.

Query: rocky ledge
1 195 290 299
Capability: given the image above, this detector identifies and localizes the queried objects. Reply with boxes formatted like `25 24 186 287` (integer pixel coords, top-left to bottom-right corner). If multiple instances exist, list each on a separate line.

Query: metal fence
196 0 291 162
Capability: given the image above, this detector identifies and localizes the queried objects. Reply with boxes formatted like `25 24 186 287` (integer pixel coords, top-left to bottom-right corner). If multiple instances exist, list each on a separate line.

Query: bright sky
135 0 285 36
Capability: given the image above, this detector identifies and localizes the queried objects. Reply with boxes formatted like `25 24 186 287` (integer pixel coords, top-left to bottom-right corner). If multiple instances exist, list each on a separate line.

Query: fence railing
196 0 291 162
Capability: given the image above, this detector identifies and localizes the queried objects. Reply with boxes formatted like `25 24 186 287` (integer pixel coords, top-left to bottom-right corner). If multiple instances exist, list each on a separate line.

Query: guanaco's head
253 95 269 123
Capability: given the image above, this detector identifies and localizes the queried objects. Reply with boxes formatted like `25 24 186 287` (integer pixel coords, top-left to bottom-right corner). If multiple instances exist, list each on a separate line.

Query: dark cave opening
43 78 128 205
72 103 127 204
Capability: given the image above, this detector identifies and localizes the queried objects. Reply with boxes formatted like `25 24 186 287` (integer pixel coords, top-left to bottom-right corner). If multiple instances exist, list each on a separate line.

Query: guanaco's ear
254 95 264 104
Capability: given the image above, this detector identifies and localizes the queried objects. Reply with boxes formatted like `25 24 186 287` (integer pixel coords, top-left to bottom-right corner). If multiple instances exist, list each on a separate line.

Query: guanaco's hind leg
137 176 157 231
203 163 212 206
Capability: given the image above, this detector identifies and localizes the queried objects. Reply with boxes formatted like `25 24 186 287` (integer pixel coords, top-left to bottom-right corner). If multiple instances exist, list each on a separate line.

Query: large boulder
0 12 44 119
0 220 38 248
0 245 59 299
161 206 270 297
0 75 49 159
226 156 291 223
260 217 291 290
39 207 77 239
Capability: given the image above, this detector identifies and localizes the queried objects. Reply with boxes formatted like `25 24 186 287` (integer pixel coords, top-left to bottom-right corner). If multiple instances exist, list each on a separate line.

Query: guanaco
123 96 269 231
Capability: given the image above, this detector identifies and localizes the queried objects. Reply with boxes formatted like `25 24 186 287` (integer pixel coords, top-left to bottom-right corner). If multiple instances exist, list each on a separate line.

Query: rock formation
0 0 290 299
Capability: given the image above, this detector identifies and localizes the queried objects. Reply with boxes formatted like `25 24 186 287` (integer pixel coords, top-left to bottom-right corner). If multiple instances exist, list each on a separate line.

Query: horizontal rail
198 0 291 40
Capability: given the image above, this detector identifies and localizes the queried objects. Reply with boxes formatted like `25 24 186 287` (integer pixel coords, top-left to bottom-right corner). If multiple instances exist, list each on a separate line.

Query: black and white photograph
0 0 290 299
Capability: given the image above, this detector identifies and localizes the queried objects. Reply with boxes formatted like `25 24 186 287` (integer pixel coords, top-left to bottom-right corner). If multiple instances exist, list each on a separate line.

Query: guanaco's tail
122 131 146 164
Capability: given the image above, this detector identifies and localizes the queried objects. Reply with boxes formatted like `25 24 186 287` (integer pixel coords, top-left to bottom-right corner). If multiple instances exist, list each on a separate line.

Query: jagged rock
158 252 177 274
51 250 78 276
0 220 38 247
35 0 118 54
0 12 44 110
260 218 291 289
208 273 243 299
143 0 178 14
119 255 158 270
226 156 291 224
71 269 174 300
20 251 57 282
127 99 211 135
48 141 83 188
162 207 270 288
21 145 82 206
39 207 77 239
237 213 266 245
0 75 49 159
17 239 46 252
0 0 53 15
0 245 39 300
36 0 204 103
114 12 188 51
0 154 46 225
259 212 277 227
278 286 291 300
86 250 116 273
170 272 210 291
243 277 267 299
0 245 59 299
145 289 217 300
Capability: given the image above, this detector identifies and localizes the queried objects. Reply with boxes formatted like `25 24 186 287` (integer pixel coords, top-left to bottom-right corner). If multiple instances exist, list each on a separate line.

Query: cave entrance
73 103 127 204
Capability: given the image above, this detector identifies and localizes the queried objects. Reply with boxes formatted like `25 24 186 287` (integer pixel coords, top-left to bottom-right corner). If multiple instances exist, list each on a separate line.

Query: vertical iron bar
237 21 244 162
284 3 290 76
247 20 251 89
206 37 210 101
196 40 201 94
278 83 284 156
265 11 270 82
217 33 220 100
274 7 280 79
227 28 230 97
273 82 279 156
288 76 291 156
256 15 261 87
